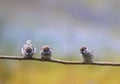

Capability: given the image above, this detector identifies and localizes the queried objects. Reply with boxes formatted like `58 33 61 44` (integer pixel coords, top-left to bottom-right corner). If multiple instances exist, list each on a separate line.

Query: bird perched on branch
40 45 52 60
21 40 36 58
80 47 94 63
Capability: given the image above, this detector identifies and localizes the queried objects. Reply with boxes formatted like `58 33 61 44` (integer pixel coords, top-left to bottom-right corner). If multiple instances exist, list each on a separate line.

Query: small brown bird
21 40 36 58
40 45 52 60
80 47 94 63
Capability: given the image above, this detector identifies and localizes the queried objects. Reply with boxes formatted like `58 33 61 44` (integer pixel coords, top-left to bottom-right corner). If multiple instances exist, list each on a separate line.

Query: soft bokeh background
0 0 120 84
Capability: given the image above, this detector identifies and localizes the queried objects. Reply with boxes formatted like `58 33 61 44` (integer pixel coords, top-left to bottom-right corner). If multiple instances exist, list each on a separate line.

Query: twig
0 55 120 66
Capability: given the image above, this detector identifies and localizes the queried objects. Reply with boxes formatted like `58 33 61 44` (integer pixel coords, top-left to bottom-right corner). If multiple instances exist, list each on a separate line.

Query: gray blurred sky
0 0 120 59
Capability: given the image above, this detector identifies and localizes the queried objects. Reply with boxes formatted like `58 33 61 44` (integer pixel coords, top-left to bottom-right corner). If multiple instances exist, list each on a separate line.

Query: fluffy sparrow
40 45 52 60
80 47 94 63
21 40 36 58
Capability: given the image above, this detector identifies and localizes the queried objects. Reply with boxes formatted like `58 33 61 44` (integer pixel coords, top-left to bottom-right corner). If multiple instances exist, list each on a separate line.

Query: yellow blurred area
0 60 120 84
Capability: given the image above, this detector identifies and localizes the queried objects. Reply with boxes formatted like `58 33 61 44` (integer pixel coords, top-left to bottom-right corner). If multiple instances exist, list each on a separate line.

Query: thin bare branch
0 55 120 66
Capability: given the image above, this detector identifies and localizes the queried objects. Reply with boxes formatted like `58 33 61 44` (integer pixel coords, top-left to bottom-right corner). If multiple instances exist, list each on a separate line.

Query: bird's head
25 46 32 53
80 47 87 52
42 45 51 52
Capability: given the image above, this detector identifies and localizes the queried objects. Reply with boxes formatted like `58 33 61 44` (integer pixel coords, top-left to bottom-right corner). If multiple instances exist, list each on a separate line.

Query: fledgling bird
21 40 36 58
80 47 94 63
40 45 52 60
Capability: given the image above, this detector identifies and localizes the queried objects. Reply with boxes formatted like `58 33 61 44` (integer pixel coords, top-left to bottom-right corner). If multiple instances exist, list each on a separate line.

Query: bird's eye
82 49 85 51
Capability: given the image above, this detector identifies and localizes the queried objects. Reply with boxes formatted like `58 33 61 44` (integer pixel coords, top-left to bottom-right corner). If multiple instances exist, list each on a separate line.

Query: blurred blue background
0 0 120 61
